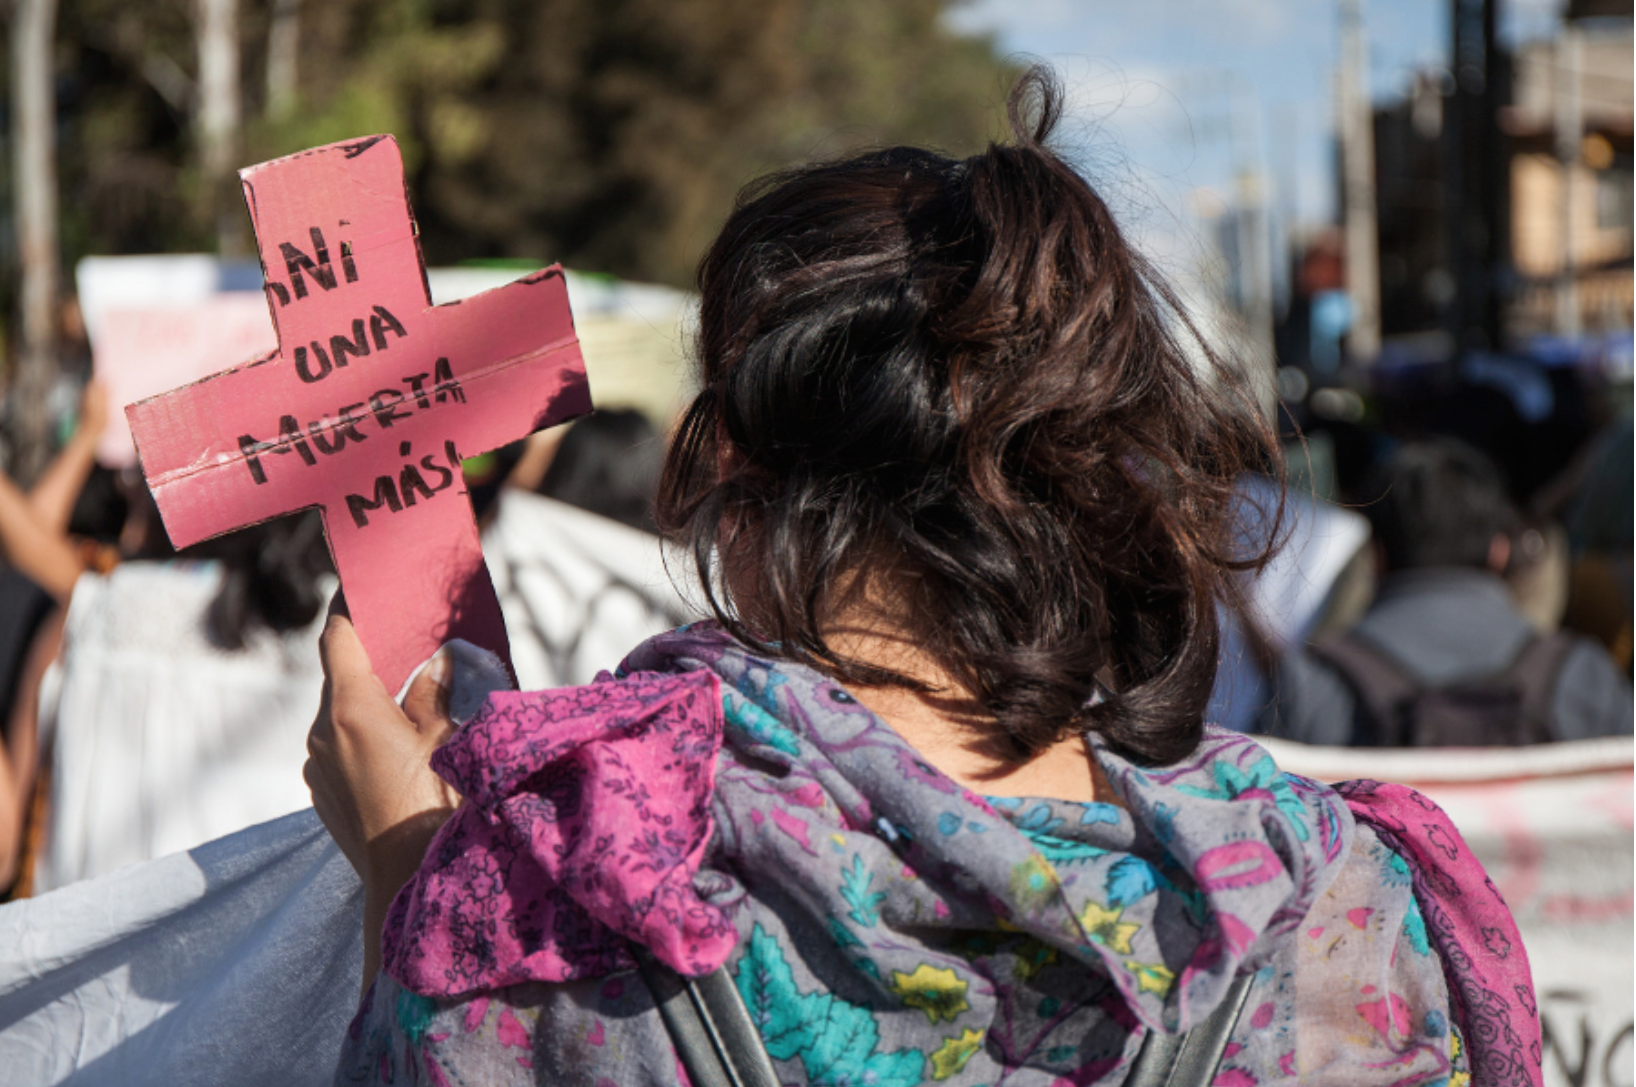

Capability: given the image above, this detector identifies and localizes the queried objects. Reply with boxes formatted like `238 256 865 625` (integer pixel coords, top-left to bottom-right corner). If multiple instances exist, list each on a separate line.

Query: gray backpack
1311 630 1574 747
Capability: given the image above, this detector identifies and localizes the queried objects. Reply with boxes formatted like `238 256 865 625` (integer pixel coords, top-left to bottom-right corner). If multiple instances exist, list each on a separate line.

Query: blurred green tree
41 0 1016 288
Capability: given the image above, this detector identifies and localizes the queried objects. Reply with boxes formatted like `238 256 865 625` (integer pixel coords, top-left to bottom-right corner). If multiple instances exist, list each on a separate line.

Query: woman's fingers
303 593 466 994
319 610 380 698
307 601 463 876
402 652 455 744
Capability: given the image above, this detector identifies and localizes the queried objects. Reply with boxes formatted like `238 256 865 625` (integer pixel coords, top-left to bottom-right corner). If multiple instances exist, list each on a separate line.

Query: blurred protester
0 370 337 891
29 513 332 892
1556 419 1633 673
486 494 696 690
0 381 112 892
535 408 664 532
1207 475 1371 732
477 416 697 690
0 381 108 603
1256 438 1632 746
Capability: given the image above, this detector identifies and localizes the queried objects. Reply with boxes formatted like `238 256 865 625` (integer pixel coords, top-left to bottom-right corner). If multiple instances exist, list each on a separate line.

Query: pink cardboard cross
127 135 592 692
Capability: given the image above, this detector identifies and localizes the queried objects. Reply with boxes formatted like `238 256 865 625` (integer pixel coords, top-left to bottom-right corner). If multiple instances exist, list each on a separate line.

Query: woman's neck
822 618 1109 805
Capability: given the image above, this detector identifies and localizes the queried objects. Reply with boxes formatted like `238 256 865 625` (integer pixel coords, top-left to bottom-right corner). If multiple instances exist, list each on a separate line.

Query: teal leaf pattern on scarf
828 915 864 950
1079 802 1122 826
1105 855 1160 907
735 925 925 1087
842 854 887 928
1379 850 1431 954
394 988 439 1045
1021 829 1109 866
722 688 801 756
1013 803 1065 836
1173 755 1311 841
1104 855 1208 924
1402 893 1432 956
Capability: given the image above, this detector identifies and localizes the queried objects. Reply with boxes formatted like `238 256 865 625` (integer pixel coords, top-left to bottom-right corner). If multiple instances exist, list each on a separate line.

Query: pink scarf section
1337 780 1543 1087
379 669 738 998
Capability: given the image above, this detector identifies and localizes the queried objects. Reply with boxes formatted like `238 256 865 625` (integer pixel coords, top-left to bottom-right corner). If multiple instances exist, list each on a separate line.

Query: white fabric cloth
483 491 700 690
35 562 326 893
0 810 362 1086
0 636 516 1086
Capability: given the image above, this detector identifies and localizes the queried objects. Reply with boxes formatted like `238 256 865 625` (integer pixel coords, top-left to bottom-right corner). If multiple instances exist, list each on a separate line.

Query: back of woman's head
1364 438 1519 573
67 466 127 544
538 409 664 533
190 512 333 650
658 67 1278 765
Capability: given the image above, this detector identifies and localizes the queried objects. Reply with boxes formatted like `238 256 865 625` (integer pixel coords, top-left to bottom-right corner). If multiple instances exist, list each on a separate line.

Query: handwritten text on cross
128 135 593 690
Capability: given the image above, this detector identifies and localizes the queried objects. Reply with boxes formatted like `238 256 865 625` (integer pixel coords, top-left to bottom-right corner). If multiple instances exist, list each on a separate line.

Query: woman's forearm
27 428 100 537
0 470 83 602
358 811 449 995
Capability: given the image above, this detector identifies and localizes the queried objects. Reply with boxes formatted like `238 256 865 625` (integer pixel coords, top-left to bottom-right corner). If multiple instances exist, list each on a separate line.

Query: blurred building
1504 4 1634 340
1353 0 1631 356
1373 72 1456 347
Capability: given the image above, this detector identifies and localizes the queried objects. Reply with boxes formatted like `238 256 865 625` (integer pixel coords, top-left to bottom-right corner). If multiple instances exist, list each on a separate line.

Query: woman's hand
304 596 460 992
76 380 109 443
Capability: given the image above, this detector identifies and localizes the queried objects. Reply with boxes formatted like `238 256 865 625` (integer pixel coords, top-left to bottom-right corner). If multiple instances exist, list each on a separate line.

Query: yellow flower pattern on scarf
1126 960 1175 996
1080 901 1140 955
890 963 972 1024
930 1028 986 1080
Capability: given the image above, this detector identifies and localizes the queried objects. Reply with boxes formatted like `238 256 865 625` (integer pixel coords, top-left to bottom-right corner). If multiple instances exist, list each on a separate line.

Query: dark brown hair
658 67 1280 765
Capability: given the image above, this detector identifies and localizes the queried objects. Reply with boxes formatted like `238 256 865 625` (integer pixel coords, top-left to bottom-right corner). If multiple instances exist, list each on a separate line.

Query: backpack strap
634 948 781 1087
638 946 1254 1087
1508 630 1577 738
1309 632 1424 747
1123 972 1256 1087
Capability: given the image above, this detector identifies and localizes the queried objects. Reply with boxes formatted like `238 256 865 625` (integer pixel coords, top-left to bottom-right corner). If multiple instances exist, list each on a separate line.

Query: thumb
403 650 455 743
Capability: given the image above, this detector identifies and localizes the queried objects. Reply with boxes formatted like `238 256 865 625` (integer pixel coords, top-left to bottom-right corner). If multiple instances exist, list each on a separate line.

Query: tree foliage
34 0 1018 287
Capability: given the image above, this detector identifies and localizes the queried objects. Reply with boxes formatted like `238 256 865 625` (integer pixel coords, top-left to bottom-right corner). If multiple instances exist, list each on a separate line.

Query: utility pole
1337 0 1382 362
1445 0 1509 352
1231 96 1277 387
1555 24 1582 337
196 0 244 255
266 0 300 121
9 0 61 481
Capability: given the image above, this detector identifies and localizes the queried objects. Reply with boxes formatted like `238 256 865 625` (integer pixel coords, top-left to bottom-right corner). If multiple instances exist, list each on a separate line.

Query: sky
947 0 1569 272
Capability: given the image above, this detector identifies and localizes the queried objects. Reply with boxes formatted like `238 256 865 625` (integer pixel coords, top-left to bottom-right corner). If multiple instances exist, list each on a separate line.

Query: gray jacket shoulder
1549 638 1634 740
1256 650 1361 746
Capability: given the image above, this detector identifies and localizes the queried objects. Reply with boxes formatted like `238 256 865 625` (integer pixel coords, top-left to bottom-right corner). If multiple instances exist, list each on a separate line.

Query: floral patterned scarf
355 623 1537 1087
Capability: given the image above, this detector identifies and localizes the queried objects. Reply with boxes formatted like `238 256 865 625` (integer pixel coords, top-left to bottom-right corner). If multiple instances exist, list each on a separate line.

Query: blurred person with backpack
1256 438 1631 747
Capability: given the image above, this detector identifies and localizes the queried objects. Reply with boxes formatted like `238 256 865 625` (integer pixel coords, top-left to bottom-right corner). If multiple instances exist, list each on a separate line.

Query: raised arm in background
0 470 83 603
26 381 107 537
